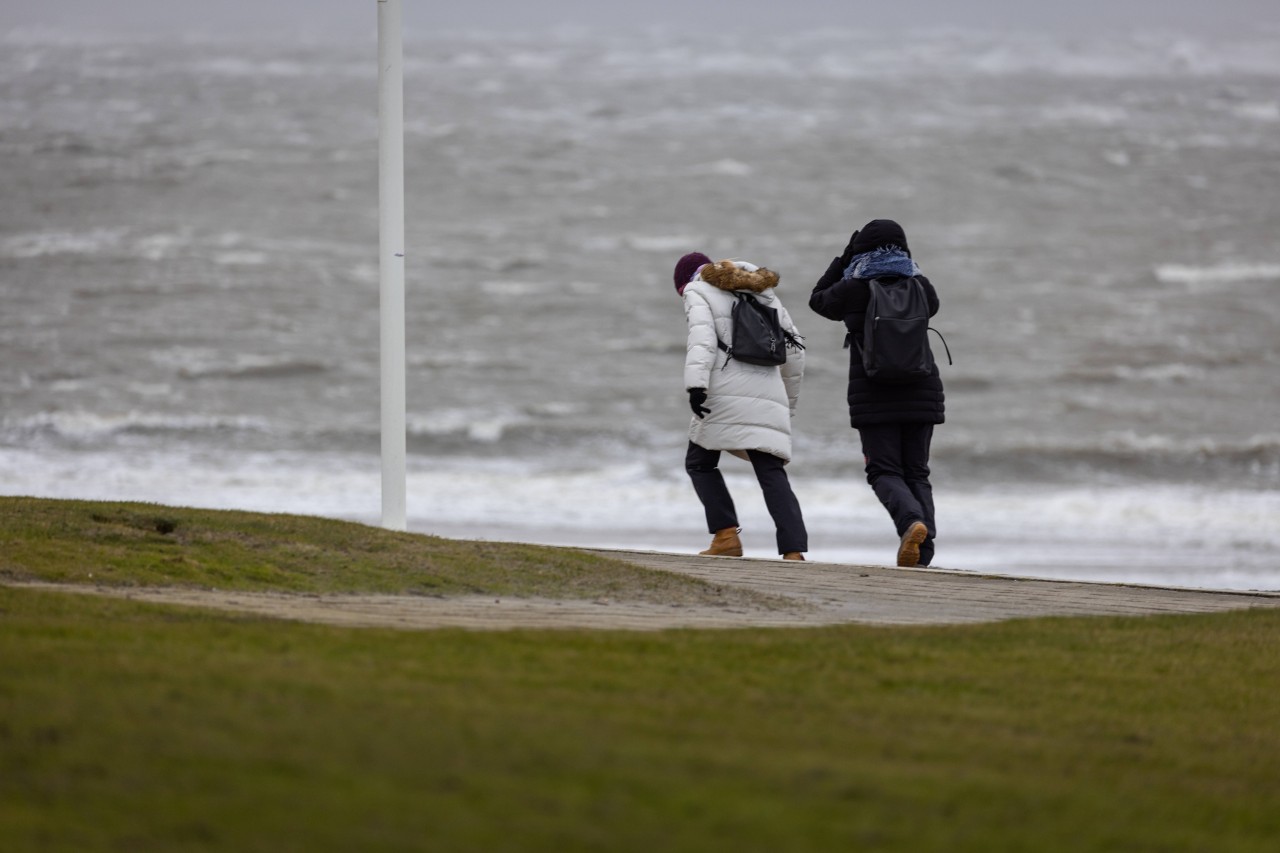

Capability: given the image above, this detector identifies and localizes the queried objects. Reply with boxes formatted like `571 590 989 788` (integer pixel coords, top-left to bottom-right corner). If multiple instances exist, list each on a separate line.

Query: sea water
2 28 1278 589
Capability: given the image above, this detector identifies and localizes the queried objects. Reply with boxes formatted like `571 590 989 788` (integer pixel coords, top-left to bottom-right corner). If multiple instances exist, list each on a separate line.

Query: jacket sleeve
919 275 940 317
809 270 870 321
778 303 804 415
813 255 844 290
683 288 718 391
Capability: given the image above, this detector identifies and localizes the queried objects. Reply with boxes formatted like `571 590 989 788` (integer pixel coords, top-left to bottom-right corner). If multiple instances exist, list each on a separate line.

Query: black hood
848 219 910 257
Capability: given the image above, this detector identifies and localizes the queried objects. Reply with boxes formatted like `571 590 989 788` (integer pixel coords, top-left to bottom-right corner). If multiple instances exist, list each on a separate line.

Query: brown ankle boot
897 521 929 567
782 552 805 561
700 527 743 557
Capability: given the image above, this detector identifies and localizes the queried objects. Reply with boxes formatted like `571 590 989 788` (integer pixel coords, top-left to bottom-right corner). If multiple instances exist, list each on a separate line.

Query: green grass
3 591 1280 850
0 496 757 605
2 497 1280 851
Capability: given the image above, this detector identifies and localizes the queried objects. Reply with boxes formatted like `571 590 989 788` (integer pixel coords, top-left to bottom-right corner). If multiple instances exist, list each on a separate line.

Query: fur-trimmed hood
698 259 780 294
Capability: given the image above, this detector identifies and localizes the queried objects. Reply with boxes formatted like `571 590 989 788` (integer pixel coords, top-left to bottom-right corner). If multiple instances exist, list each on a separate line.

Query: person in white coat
675 252 808 560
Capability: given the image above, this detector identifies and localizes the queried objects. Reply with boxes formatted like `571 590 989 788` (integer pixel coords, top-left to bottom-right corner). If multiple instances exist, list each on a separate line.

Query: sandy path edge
6 550 1278 631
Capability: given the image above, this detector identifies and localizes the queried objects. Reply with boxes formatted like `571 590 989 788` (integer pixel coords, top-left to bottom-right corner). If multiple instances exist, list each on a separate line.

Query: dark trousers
858 423 936 566
685 441 808 554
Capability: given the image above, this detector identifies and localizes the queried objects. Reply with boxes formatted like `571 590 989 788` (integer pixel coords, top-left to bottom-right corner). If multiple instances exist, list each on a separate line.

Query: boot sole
897 522 929 567
699 549 744 557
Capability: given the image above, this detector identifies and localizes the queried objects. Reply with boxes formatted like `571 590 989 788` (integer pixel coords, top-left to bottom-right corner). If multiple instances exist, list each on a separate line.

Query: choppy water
3 28 1278 588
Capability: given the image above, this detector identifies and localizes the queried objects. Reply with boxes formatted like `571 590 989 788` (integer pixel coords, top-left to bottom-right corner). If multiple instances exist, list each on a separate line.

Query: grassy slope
0 496 758 606
2 497 1279 850
2 588 1278 851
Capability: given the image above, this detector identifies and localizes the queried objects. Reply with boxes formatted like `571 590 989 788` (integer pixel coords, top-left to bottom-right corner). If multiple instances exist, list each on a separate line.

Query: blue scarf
844 246 920 280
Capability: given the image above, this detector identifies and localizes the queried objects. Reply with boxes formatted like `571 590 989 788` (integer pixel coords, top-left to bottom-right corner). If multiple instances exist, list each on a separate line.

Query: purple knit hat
673 252 712 295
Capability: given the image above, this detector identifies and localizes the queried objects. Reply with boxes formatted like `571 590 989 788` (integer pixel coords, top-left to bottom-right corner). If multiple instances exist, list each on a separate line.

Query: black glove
688 388 711 419
839 229 861 266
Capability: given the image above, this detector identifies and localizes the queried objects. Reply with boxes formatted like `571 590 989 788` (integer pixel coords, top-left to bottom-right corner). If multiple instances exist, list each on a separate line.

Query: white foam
696 159 754 177
479 280 543 297
190 58 315 79
405 408 528 444
1155 262 1280 287
1040 104 1130 126
157 351 328 381
1111 364 1205 383
939 430 1280 461
1 411 271 441
0 228 127 258
626 235 707 253
134 232 191 261
1233 102 1280 122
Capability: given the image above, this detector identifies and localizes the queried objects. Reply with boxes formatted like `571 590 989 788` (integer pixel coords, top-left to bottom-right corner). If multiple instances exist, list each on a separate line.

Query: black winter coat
809 256 946 428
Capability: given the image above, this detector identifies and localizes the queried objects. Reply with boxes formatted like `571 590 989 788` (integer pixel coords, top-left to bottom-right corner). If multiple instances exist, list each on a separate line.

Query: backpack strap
713 292 752 365
928 327 953 365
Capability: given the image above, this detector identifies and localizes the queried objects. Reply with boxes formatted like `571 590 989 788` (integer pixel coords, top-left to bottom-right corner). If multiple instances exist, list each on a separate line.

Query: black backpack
854 276 951 384
717 292 803 367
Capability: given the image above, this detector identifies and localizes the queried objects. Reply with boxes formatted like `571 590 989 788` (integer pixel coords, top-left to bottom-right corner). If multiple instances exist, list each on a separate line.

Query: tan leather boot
782 552 805 561
897 521 929 567
699 527 743 557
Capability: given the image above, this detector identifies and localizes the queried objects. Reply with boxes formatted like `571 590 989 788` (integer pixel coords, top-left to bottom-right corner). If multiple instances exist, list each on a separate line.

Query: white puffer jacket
683 260 804 462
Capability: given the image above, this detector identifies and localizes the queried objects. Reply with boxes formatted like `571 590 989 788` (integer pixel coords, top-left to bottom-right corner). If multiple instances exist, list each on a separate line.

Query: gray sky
2 0 1278 38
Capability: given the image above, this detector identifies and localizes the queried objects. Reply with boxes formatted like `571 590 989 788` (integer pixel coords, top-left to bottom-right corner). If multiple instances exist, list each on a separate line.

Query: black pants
685 441 808 554
858 423 936 566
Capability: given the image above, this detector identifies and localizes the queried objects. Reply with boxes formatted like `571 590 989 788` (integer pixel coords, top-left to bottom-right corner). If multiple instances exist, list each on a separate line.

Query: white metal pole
378 0 407 530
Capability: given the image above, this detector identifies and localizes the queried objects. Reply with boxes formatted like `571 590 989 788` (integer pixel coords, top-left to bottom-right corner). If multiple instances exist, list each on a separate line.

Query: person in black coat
809 219 945 567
